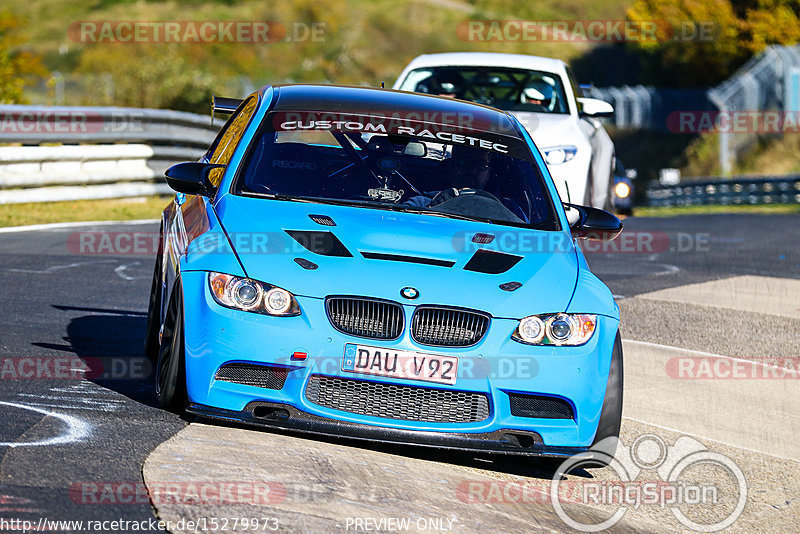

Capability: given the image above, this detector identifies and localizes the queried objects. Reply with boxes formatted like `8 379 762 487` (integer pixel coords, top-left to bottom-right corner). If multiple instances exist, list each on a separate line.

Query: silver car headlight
542 146 578 165
512 313 596 346
208 272 300 316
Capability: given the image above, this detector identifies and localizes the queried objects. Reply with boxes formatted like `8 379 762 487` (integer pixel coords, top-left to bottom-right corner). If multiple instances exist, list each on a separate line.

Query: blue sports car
145 84 624 460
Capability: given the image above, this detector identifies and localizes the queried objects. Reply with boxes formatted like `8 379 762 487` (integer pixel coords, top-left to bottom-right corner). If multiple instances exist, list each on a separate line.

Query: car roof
401 52 567 73
267 83 521 137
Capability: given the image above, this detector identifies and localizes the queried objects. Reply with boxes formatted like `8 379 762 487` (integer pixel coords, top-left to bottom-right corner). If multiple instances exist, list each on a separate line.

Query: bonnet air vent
294 258 319 270
360 251 455 268
285 230 352 257
472 233 495 244
499 281 522 291
309 214 336 226
464 249 522 274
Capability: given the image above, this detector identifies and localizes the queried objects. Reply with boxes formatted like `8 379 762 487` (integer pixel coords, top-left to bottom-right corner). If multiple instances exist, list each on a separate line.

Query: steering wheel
429 188 502 207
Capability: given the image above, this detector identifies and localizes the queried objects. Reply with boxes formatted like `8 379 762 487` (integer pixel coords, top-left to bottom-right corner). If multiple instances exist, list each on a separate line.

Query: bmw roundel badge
400 287 419 300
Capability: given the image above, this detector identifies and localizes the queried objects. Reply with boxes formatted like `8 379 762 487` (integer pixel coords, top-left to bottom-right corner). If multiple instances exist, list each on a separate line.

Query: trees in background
0 10 46 103
626 0 800 87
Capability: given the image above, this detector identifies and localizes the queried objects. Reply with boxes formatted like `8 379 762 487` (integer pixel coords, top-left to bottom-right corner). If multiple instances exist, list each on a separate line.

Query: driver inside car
403 147 491 208
402 146 530 223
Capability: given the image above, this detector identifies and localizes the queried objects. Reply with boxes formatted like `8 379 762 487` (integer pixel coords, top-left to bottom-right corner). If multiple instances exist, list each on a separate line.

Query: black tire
155 281 187 412
144 256 162 363
584 332 624 467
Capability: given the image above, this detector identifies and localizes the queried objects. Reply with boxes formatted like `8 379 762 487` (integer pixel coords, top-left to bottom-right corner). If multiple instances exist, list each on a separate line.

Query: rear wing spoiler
211 95 244 123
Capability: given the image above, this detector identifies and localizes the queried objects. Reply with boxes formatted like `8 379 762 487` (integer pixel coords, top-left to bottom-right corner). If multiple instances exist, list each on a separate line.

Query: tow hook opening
252 406 290 421
501 432 539 449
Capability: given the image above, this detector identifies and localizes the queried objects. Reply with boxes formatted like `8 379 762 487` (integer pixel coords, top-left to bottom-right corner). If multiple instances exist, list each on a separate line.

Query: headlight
208 272 300 316
615 181 631 198
512 313 596 346
542 146 577 165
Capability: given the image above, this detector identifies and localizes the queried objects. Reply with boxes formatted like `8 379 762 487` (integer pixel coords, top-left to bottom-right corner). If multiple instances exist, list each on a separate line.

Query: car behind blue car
145 84 624 461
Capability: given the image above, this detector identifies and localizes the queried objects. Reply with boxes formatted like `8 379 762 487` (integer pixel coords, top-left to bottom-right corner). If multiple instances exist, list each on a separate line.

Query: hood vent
309 214 336 226
499 281 522 291
464 249 522 274
472 233 495 244
285 230 352 257
361 251 455 268
294 258 318 270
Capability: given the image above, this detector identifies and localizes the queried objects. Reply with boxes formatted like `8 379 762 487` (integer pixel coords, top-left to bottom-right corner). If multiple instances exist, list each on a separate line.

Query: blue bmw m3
145 84 624 460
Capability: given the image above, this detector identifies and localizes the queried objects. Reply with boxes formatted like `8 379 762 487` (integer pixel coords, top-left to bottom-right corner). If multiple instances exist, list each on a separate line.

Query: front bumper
181 270 619 450
186 401 588 457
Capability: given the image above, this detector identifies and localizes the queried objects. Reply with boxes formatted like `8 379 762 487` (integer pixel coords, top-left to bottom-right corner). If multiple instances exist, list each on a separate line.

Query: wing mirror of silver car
577 97 614 118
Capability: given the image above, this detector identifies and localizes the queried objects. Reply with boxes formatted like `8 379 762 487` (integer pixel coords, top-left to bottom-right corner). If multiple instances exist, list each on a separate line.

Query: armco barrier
0 105 223 204
646 175 800 207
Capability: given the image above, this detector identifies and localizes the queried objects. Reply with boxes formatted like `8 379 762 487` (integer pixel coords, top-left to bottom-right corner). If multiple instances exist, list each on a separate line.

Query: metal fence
708 45 800 175
585 86 713 131
0 105 222 204
647 175 800 207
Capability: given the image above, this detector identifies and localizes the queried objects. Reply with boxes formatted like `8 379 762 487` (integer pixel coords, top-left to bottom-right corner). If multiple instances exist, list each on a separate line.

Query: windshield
234 112 559 230
398 67 570 114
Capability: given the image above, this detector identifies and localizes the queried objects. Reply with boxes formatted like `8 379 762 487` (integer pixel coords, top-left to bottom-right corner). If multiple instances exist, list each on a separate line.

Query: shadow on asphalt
33 306 164 409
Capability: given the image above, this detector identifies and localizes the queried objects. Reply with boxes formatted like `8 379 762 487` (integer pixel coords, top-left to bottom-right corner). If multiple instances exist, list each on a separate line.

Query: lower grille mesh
215 363 289 390
305 375 490 423
509 393 574 419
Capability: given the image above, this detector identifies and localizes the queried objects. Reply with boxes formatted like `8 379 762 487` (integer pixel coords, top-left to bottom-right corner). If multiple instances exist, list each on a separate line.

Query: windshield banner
268 111 532 160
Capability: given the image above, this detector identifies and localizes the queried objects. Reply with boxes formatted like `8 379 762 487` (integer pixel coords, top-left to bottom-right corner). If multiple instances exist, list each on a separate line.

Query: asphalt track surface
0 212 797 532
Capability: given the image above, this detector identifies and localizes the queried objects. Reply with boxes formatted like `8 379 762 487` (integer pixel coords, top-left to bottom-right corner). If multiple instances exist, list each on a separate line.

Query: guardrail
0 105 223 204
646 175 800 207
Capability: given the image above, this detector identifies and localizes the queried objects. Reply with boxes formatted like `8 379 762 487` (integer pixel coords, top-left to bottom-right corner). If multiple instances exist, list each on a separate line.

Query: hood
509 112 582 150
213 194 579 319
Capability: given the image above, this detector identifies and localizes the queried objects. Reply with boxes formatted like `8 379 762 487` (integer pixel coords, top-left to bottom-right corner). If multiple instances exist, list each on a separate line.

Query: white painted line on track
622 416 800 464
624 339 794 373
7 259 118 275
621 339 800 461
0 401 91 447
0 219 159 234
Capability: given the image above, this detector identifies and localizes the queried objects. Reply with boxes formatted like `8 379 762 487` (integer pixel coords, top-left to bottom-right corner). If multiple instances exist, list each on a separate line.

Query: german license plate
341 343 458 385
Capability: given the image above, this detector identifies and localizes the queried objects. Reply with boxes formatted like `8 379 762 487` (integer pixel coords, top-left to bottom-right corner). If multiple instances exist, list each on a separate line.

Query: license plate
341 343 458 385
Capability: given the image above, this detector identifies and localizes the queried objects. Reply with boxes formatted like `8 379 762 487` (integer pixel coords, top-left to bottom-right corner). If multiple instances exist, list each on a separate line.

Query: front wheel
583 332 624 467
155 281 187 412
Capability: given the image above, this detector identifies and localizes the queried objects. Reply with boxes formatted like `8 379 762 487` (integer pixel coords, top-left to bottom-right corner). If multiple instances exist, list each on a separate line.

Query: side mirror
577 97 614 118
164 162 225 196
565 203 623 241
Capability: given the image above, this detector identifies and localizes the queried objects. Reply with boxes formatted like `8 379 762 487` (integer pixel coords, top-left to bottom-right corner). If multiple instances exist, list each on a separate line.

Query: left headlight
512 313 596 346
208 272 300 316
614 181 631 198
542 145 578 166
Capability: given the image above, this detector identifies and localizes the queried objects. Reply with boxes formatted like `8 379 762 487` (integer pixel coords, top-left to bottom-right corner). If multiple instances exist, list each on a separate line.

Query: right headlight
512 313 596 346
542 145 578 166
208 272 300 316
